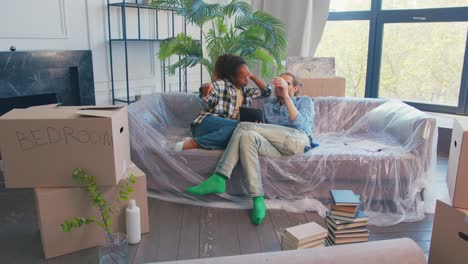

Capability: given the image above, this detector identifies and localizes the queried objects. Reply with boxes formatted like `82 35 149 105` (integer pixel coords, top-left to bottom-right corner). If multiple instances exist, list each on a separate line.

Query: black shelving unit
107 0 203 104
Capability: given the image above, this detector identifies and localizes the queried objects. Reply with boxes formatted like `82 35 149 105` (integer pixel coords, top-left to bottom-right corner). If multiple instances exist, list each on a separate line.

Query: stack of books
325 190 369 246
281 222 328 250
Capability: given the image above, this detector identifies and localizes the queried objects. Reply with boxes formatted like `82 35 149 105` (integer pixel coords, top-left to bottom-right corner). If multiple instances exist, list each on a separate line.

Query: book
282 231 325 246
281 236 325 250
326 216 368 230
283 222 328 247
325 236 334 246
329 190 360 206
333 231 369 239
329 214 358 222
329 232 369 244
328 210 369 223
326 223 368 234
286 243 325 250
331 204 358 213
329 209 356 218
282 242 325 250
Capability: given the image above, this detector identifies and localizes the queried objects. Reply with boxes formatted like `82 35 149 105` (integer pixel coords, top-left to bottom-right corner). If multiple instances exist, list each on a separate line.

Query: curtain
252 0 330 57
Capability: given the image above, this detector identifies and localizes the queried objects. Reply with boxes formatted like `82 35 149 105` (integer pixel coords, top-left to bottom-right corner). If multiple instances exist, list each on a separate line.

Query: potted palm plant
150 0 287 79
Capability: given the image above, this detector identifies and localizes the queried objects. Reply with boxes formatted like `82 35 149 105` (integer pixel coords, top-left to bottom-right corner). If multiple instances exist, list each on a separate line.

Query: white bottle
126 199 141 244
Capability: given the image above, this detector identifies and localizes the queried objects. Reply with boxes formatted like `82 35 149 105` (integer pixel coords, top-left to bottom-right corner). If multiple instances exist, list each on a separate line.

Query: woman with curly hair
175 54 271 152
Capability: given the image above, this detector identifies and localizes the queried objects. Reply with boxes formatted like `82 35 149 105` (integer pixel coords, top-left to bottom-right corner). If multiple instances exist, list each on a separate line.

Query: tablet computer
239 107 264 123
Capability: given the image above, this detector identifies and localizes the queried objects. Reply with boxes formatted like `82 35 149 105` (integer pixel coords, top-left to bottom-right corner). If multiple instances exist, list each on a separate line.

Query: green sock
185 172 226 196
252 196 267 225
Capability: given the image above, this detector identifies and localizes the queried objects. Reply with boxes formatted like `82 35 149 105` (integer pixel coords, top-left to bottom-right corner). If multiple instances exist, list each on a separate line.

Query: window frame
326 0 468 115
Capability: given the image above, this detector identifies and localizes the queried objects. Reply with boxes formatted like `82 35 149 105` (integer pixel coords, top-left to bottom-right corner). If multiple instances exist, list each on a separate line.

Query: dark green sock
252 196 267 225
185 172 226 195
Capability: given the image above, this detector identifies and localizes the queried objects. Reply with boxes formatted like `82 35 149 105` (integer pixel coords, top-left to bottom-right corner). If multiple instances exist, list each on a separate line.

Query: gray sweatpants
215 122 310 197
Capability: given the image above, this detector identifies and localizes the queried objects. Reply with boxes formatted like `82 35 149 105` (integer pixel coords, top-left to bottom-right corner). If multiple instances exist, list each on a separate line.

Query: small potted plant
61 169 137 264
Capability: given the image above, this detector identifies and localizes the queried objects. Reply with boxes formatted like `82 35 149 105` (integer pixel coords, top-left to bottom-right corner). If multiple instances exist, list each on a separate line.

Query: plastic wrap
129 93 437 226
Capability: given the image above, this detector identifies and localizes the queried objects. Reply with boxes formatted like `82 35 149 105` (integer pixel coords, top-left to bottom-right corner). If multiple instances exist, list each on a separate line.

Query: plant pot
98 232 128 264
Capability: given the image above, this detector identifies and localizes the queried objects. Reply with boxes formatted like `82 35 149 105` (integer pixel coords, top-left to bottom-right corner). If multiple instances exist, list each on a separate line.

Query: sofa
152 238 427 264
128 93 437 226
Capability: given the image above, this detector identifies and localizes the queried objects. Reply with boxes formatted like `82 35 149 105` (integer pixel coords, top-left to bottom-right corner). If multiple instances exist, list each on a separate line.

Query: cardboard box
299 77 345 97
35 164 150 259
447 119 468 209
428 200 468 264
0 104 130 187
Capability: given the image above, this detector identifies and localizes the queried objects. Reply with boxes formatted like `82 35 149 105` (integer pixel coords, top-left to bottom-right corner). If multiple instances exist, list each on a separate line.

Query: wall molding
0 0 68 39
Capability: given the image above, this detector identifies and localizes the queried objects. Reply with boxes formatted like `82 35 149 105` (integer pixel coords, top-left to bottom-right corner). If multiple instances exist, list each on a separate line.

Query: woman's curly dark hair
212 54 247 82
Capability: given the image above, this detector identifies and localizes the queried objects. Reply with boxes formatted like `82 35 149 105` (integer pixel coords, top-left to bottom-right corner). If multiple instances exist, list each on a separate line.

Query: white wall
0 0 209 105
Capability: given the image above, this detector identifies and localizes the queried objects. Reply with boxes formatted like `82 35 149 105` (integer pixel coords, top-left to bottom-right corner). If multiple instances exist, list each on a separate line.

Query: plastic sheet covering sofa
129 93 437 226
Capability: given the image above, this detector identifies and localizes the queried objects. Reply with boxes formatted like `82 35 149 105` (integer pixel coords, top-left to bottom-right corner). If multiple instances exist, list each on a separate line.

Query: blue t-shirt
263 96 314 140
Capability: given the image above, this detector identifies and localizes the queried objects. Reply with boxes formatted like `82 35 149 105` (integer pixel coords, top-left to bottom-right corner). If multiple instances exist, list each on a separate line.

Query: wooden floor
0 157 448 263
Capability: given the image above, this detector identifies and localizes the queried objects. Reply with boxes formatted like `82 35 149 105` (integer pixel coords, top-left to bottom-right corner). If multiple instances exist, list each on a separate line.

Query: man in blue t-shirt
186 72 315 225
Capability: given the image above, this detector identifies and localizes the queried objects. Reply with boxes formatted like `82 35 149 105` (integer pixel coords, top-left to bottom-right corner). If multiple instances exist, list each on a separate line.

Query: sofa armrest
152 238 426 264
366 100 436 170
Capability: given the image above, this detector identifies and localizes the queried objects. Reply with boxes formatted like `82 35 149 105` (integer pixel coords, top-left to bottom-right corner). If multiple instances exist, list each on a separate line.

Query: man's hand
273 77 289 98
200 83 214 100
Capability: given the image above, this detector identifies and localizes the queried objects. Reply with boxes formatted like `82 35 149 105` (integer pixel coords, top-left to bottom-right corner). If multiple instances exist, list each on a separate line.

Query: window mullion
365 0 381 98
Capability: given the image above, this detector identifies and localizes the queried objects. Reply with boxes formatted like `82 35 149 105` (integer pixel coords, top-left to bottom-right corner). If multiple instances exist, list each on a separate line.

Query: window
315 21 370 97
382 0 468 10
380 22 468 106
320 0 468 114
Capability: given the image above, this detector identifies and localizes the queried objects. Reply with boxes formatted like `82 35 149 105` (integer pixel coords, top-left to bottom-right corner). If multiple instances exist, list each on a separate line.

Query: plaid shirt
192 79 271 127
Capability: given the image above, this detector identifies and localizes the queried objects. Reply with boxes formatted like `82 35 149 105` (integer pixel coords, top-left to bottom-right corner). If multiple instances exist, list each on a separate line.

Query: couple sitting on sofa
177 54 315 225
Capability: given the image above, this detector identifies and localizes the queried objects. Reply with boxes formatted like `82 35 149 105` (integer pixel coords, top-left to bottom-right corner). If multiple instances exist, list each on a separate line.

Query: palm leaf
159 34 202 58
235 11 287 51
245 48 276 78
183 0 222 27
149 0 183 10
223 0 252 18
166 55 205 75
158 34 206 75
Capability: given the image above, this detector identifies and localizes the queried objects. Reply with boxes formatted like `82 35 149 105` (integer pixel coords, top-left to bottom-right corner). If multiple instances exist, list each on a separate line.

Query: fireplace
0 50 95 115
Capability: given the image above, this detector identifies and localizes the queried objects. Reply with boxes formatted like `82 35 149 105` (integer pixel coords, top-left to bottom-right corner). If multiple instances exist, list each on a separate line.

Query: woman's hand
246 70 254 80
201 83 214 100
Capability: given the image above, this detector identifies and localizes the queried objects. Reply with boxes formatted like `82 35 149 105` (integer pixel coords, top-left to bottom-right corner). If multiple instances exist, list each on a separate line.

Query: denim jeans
215 122 310 197
192 115 239 150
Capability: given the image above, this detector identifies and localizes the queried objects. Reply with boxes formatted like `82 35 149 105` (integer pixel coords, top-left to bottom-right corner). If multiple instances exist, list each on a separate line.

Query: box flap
0 105 124 120
27 103 62 109
76 106 125 118
79 106 124 110
0 107 78 119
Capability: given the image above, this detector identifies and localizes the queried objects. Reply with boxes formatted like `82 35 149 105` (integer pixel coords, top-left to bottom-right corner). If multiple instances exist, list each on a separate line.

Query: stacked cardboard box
428 200 468 264
325 190 369 246
447 119 468 209
299 77 346 97
281 222 328 250
431 119 468 264
0 104 149 259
